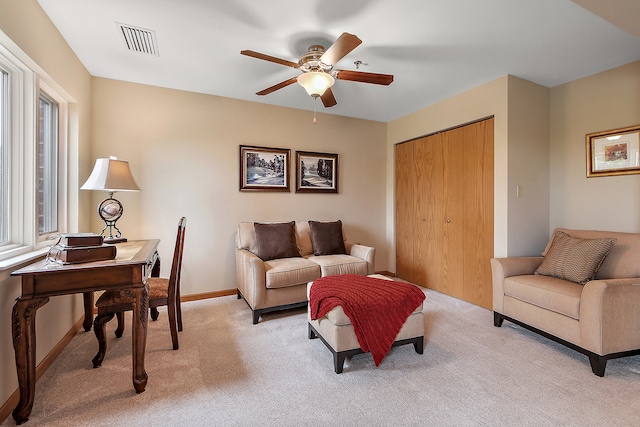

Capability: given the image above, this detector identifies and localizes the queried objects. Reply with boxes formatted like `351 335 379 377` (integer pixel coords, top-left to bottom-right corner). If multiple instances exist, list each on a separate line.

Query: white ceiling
36 0 640 123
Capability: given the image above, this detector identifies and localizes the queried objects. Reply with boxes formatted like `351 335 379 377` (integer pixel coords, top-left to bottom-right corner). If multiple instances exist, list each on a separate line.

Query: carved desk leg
12 297 49 425
82 292 94 332
150 255 161 322
131 283 149 393
92 312 115 368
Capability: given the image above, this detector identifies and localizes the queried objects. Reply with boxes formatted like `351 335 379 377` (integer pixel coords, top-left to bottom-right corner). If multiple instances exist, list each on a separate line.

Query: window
37 92 59 236
0 40 70 264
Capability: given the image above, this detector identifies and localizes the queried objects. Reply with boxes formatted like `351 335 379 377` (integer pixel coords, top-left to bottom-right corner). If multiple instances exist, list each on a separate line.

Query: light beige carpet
3 287 640 426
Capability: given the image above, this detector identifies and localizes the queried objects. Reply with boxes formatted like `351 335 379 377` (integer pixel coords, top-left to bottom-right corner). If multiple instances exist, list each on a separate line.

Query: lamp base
97 196 127 244
104 237 127 244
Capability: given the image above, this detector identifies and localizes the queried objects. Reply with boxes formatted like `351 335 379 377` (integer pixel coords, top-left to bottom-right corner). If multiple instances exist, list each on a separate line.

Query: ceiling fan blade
334 69 394 85
256 77 298 95
320 32 362 65
320 88 337 107
241 50 299 69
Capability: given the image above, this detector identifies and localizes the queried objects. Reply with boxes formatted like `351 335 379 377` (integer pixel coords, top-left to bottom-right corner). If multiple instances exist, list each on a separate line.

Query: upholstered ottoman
307 274 425 373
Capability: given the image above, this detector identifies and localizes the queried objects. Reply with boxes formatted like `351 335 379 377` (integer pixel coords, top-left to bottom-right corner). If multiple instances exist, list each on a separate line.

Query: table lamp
81 156 141 243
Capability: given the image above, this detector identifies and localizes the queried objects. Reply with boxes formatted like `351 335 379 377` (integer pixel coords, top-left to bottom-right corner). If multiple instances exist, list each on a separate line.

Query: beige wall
506 77 550 255
386 75 550 268
89 78 388 296
549 60 640 231
0 0 92 411
385 60 640 272
386 77 506 268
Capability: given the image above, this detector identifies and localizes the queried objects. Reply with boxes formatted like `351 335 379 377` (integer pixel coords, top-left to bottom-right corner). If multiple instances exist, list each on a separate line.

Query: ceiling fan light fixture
297 72 335 97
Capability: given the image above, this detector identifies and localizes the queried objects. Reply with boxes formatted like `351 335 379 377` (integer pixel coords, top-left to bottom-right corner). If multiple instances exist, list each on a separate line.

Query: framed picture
295 151 339 193
586 125 640 177
239 145 290 192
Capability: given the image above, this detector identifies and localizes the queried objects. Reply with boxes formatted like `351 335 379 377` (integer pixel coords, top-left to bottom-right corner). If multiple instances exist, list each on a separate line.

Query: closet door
395 118 494 310
439 127 466 300
460 118 494 309
395 141 415 282
413 132 451 293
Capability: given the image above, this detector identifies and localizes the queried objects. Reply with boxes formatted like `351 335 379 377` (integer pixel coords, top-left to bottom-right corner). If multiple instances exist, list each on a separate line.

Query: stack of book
47 233 117 264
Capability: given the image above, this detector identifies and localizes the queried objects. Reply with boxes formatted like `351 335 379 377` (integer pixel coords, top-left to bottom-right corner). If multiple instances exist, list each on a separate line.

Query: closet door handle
446 219 451 223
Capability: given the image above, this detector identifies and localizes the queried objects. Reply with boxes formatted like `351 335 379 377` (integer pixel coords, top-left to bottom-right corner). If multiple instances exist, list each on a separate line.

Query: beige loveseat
235 220 375 324
491 228 640 376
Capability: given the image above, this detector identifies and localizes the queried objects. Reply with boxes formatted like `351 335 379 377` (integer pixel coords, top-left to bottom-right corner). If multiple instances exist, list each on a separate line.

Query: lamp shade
297 72 335 97
81 157 141 192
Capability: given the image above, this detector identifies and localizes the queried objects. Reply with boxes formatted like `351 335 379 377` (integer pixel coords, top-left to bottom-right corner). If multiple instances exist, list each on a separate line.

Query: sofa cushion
236 221 257 252
295 221 314 256
265 258 320 289
254 221 301 261
535 230 616 284
306 254 368 276
309 220 346 256
504 274 583 319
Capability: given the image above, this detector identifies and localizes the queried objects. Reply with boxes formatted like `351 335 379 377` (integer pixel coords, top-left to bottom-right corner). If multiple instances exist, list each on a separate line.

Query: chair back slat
167 217 187 300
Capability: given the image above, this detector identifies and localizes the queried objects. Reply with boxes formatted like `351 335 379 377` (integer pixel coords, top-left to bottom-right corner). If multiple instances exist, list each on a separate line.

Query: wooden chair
92 217 187 368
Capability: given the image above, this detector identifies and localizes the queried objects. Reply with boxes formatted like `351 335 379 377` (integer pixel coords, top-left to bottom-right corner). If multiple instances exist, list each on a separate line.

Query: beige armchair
491 228 640 376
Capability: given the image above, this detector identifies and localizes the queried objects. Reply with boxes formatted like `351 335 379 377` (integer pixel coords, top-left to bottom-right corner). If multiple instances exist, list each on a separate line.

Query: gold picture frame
586 125 640 177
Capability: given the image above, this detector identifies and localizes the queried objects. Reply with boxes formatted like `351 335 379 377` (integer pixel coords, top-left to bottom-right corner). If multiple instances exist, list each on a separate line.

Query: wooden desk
10 239 160 425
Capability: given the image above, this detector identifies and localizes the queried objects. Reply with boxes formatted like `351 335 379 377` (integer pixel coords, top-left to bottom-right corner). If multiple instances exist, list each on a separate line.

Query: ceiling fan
240 32 394 109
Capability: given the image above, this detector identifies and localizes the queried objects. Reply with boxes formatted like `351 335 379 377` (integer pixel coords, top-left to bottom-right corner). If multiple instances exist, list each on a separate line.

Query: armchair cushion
534 230 616 284
254 221 301 261
309 220 346 256
504 275 583 319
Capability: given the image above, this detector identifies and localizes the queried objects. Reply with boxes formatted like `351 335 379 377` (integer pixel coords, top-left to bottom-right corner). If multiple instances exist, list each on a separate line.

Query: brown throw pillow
535 230 616 284
253 221 301 261
308 220 346 256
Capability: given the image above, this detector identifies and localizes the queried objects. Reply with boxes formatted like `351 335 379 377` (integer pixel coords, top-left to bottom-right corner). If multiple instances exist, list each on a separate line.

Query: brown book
58 233 104 248
48 244 117 264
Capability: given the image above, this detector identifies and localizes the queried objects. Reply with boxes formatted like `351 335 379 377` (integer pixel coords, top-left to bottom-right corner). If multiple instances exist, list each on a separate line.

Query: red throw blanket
309 274 425 366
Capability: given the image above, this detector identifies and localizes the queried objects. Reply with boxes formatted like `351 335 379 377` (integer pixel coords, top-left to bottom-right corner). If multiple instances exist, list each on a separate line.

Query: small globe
100 200 122 221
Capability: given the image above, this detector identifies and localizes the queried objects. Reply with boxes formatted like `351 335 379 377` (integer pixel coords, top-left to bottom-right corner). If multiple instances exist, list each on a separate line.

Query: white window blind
37 91 59 236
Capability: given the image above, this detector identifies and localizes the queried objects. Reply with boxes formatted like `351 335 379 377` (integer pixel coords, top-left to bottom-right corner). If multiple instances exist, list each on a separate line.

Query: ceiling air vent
117 23 159 56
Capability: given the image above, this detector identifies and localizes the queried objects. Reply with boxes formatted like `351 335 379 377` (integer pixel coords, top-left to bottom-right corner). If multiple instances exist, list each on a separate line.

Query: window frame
0 40 70 265
0 66 8 244
38 90 59 237
37 85 68 242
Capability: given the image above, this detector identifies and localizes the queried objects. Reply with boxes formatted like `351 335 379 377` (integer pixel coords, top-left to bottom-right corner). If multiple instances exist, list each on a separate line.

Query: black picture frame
295 151 339 193
239 145 290 192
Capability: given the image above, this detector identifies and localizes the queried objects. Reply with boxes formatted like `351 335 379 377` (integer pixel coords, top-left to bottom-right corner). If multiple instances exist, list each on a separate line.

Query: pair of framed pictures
239 145 338 193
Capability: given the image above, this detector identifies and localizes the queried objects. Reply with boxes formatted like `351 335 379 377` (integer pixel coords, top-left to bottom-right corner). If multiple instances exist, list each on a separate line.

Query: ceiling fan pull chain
313 96 318 124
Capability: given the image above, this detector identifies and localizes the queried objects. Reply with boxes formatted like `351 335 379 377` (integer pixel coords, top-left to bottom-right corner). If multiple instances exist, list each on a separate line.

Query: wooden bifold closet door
395 118 494 310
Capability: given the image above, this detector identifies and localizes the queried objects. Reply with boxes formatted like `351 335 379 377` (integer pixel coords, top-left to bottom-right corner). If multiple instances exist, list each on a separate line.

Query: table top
12 239 160 276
